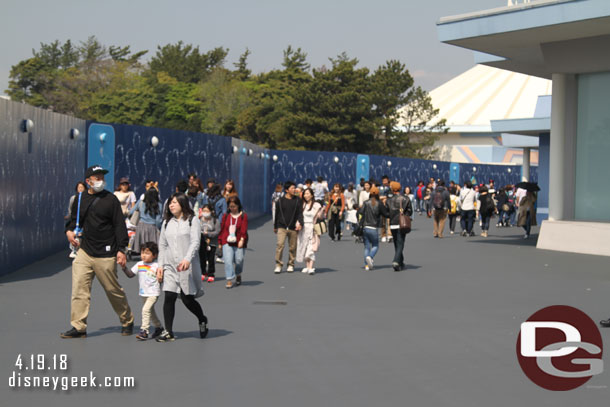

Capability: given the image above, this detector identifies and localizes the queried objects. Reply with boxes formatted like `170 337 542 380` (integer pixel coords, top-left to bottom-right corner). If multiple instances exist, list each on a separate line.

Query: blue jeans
481 214 491 231
223 245 245 281
363 228 379 265
460 210 476 233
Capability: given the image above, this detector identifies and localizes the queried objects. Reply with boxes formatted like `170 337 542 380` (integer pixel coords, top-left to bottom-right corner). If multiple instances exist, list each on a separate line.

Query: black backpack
433 190 444 209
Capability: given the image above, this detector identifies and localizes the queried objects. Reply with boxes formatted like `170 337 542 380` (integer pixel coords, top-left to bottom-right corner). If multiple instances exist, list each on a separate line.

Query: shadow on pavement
173 329 233 340
0 251 71 284
469 234 538 247
248 215 272 231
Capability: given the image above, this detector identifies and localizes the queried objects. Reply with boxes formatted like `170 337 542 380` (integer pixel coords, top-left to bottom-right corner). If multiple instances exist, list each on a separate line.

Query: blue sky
1 0 502 95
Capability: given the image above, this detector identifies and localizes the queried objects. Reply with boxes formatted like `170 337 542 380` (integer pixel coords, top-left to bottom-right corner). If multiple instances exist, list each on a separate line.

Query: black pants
448 214 458 232
163 290 207 335
199 238 216 276
390 229 407 267
328 212 342 240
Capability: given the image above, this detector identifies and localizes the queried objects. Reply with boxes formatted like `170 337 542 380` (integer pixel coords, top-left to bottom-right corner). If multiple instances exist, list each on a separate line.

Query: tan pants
276 228 298 267
70 249 134 331
141 296 161 332
433 209 448 237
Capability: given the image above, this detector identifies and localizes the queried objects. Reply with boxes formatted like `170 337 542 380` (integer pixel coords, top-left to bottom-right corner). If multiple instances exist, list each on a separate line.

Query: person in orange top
324 183 345 241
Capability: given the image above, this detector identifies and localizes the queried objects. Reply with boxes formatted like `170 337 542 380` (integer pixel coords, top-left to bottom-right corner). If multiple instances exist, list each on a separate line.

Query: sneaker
121 323 134 336
151 327 164 338
469 231 475 237
302 267 309 274
308 268 315 275
381 236 387 243
450 231 454 235
365 256 374 269
201 274 207 282
523 234 529 239
207 275 215 283
364 265 370 271
274 266 282 274
136 330 149 341
199 321 209 338
235 275 242 286
287 265 294 273
392 262 400 272
155 330 175 342
461 231 467 237
225 280 234 289
600 319 610 328
60 327 87 339
215 257 224 264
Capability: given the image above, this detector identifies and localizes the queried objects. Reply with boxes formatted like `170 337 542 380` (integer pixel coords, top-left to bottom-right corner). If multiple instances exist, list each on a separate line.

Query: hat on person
390 181 401 192
207 177 216 184
85 165 109 179
369 186 380 196
119 177 130 184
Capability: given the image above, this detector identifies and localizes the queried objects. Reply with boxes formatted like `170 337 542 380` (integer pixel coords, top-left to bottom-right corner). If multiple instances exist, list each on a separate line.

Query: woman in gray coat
156 193 208 342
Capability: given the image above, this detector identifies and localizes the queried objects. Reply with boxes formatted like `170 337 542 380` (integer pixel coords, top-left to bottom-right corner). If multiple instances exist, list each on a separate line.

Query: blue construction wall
231 139 270 219
458 162 525 188
95 123 233 202
0 99 86 276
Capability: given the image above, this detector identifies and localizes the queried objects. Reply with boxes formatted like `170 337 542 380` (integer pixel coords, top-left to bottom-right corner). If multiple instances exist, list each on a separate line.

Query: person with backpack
478 186 496 237
432 180 451 238
415 181 425 215
386 182 413 271
448 186 460 235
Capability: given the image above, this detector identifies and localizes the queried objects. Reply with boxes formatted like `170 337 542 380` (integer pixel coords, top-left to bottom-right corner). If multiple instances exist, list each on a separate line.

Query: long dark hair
226 195 243 213
164 193 194 224
302 187 315 211
143 188 161 217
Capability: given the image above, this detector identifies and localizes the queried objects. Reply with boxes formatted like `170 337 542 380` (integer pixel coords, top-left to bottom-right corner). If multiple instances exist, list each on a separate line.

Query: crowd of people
62 166 539 342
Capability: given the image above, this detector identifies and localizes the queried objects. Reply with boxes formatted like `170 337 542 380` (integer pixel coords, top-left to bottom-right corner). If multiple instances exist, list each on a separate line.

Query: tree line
7 36 446 158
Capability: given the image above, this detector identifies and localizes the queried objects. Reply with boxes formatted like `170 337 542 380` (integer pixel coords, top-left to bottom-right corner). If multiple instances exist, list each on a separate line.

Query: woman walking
325 183 345 241
156 193 208 342
219 196 248 289
386 182 413 271
459 181 477 236
114 177 137 217
297 188 322 275
357 186 389 271
478 186 495 237
128 188 163 252
199 204 220 283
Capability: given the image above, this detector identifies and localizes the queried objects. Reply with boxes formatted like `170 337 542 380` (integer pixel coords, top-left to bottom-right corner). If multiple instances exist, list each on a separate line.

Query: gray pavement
1 215 610 406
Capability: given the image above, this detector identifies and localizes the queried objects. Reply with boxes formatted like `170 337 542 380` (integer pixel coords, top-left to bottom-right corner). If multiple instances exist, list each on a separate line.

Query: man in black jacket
274 181 303 273
61 165 134 338
386 182 413 271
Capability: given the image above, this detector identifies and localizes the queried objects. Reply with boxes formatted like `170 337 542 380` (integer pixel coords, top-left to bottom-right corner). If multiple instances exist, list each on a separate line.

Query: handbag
502 203 510 212
313 208 328 236
398 197 412 233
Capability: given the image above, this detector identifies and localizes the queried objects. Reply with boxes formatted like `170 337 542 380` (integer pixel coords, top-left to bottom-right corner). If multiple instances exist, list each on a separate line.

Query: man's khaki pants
433 209 448 237
275 228 298 268
71 249 134 331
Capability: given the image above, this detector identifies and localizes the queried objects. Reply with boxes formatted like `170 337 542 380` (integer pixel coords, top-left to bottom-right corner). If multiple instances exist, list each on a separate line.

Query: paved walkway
1 216 609 406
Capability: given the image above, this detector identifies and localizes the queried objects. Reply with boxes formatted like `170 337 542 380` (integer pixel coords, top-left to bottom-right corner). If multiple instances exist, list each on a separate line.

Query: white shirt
313 182 328 201
459 188 476 211
131 261 161 297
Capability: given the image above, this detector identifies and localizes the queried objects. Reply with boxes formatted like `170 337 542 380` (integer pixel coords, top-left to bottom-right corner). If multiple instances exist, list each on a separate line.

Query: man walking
432 180 451 238
274 181 303 273
62 165 135 338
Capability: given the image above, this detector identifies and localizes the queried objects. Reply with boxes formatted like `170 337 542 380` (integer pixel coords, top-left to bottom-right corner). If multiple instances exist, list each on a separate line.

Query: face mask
91 180 106 193
202 212 211 219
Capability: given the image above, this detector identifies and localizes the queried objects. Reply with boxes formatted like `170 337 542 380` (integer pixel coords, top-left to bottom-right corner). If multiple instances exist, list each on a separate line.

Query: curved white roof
402 65 552 130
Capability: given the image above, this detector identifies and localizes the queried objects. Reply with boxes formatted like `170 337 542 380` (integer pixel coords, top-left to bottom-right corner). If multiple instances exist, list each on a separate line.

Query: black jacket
357 199 389 228
65 190 129 258
274 196 304 230
386 193 413 225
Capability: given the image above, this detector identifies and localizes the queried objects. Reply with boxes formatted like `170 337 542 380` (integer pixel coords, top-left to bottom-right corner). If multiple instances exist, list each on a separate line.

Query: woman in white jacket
156 193 208 342
459 181 477 237
296 188 322 274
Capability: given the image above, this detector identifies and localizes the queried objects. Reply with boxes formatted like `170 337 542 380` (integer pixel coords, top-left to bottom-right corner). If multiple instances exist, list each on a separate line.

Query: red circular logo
516 305 603 391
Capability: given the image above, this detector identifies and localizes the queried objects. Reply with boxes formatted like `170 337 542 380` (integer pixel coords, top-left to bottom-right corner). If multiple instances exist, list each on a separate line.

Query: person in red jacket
219 196 248 289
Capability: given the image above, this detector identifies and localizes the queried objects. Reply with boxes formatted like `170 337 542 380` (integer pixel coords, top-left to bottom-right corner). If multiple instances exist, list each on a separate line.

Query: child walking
123 242 164 341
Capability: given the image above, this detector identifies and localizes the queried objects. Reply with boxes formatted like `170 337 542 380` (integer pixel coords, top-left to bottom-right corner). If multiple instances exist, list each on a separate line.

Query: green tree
148 42 228 83
233 48 251 81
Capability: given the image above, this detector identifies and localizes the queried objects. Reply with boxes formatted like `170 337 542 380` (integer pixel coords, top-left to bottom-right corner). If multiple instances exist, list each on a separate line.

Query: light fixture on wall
361 158 366 164
259 152 265 159
334 156 339 163
20 119 34 133
432 164 437 170
472 166 477 172
272 155 278 162
232 146 238 153
248 149 253 156
99 133 107 143
70 128 80 139
387 160 392 167
265 154 270 160
150 136 159 147
507 168 512 173
241 147 247 155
